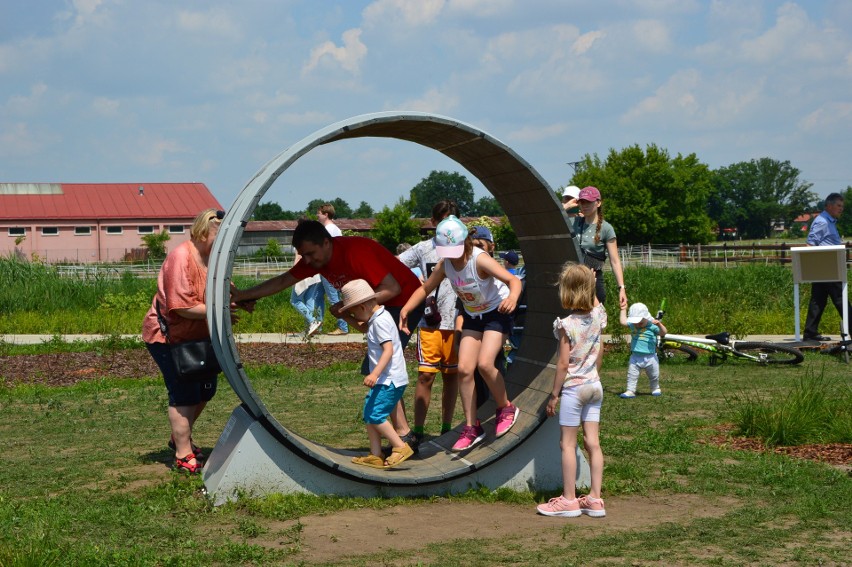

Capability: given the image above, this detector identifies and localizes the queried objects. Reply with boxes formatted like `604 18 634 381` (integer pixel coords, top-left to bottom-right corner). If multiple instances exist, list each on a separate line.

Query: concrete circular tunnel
207 111 578 486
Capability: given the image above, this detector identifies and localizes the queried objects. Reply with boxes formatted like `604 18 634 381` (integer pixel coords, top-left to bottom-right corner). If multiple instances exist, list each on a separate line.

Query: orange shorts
416 328 458 374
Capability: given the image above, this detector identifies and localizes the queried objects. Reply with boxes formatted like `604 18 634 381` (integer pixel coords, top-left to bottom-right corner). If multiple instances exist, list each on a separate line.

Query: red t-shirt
289 236 420 308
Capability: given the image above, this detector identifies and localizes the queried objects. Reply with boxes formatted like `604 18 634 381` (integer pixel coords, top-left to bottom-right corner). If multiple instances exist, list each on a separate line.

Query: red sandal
174 453 203 474
168 436 204 460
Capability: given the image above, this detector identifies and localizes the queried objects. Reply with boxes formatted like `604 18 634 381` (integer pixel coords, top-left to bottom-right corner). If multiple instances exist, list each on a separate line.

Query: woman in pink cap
573 186 628 308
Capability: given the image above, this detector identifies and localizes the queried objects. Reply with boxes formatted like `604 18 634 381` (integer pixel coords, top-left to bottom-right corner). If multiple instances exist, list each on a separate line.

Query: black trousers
804 281 851 338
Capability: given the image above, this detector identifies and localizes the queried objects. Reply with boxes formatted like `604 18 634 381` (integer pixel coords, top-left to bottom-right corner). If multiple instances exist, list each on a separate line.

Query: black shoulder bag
155 300 221 382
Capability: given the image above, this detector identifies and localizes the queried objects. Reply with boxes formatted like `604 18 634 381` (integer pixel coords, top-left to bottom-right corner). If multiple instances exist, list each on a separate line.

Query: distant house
0 183 222 262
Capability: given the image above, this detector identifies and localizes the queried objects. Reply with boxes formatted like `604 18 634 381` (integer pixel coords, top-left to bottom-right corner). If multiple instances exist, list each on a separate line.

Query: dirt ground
5 343 850 563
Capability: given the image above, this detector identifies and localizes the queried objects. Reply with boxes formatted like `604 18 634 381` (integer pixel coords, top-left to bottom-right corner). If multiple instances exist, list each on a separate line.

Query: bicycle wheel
659 343 699 362
734 342 804 364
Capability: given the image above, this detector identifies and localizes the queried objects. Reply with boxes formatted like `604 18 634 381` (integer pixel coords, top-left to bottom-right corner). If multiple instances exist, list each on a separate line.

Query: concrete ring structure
207 111 578 487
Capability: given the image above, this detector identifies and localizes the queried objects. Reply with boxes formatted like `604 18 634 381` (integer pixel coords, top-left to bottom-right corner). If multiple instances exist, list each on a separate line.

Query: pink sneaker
451 421 485 452
578 495 606 517
536 495 581 517
495 402 519 437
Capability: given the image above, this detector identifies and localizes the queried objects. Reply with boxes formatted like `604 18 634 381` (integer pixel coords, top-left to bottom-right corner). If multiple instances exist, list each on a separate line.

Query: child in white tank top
400 216 523 452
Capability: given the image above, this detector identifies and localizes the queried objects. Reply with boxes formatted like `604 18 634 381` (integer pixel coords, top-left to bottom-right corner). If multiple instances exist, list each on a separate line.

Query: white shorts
558 381 603 427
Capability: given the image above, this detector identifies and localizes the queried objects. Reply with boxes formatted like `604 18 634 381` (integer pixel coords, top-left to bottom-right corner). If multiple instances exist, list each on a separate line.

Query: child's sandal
351 454 387 469
174 453 203 474
384 443 414 468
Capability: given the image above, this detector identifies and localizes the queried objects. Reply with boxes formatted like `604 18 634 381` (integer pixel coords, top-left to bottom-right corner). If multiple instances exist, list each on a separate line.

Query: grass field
0 347 849 566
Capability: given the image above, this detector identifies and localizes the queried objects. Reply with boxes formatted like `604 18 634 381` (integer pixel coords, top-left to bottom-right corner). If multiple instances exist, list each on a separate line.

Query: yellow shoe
384 443 414 468
351 454 386 468
327 328 348 336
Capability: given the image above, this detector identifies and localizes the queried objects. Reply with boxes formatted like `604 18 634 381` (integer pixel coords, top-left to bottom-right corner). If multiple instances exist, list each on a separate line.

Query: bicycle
654 300 804 365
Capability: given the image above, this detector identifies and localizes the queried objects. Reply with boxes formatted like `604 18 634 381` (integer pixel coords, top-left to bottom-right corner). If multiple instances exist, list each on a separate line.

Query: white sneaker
307 320 322 337
619 391 636 399
651 388 662 396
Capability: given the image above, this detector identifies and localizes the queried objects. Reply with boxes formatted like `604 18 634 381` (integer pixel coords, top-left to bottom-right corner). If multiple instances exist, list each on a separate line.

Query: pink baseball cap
578 186 601 201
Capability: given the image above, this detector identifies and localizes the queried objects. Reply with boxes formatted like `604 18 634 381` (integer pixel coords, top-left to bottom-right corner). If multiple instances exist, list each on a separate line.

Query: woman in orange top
142 209 251 474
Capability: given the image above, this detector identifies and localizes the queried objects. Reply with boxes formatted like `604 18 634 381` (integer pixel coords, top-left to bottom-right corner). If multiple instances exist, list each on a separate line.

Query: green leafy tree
709 158 817 239
371 197 422 252
253 238 285 260
410 170 475 217
305 198 353 219
141 230 170 260
833 186 852 237
352 201 375 218
572 144 715 244
471 195 504 217
253 202 299 220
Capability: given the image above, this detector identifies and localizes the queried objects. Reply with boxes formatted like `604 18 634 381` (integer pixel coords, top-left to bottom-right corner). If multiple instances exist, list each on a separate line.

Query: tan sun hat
339 279 378 312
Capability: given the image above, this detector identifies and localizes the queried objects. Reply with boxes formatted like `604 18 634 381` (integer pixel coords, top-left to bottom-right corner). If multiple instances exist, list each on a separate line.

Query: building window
106 226 123 235
75 226 91 236
137 226 155 234
168 225 185 234
8 227 25 237
41 227 59 236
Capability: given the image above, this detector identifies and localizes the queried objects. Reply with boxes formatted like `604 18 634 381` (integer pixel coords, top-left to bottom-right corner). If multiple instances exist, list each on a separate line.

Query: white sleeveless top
444 247 509 316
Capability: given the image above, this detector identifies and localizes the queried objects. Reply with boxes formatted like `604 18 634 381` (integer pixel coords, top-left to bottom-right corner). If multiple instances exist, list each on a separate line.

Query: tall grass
1 256 846 336
727 369 852 446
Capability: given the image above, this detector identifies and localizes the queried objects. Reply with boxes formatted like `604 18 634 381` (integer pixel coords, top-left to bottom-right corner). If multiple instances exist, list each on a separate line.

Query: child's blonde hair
557 262 596 311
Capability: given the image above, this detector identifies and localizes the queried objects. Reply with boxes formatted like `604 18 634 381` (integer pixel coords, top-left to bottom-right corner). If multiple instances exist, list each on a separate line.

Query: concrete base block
203 405 589 505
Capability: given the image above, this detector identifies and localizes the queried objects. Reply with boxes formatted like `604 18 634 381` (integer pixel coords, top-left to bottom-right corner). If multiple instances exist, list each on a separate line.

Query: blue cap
472 225 493 243
435 215 469 258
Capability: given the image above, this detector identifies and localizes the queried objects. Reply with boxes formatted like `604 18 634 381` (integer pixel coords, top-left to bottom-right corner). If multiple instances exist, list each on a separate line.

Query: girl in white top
536 263 607 519
400 216 522 452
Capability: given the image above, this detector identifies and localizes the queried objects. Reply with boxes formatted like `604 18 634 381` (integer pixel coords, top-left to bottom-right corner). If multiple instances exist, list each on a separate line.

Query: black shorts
460 309 513 335
147 342 218 407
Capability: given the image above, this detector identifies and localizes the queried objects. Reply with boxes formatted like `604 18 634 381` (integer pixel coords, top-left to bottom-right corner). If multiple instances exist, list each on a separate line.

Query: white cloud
276 111 336 126
5 83 49 115
394 87 459 114
91 96 119 116
740 3 810 63
134 137 186 167
0 122 50 158
446 0 512 18
176 8 241 39
508 123 568 143
362 0 446 28
303 28 368 75
631 19 671 52
800 102 852 132
571 30 605 55
621 68 765 128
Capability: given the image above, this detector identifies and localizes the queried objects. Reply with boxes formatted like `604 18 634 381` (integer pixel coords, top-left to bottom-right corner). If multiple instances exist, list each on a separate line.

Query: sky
2 0 851 213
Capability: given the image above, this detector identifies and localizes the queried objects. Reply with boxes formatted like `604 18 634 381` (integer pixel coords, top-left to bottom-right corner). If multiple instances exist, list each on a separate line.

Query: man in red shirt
232 220 424 448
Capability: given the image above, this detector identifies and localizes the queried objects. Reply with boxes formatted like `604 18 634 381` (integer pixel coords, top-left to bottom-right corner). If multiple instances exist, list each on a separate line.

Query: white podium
790 245 849 341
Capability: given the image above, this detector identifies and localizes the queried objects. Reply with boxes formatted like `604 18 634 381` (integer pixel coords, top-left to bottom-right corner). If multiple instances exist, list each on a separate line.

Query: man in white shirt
317 203 348 335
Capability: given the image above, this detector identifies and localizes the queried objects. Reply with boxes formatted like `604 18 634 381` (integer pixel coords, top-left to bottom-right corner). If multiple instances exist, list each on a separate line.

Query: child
400 216 522 452
536 263 607 518
341 279 414 469
619 302 667 398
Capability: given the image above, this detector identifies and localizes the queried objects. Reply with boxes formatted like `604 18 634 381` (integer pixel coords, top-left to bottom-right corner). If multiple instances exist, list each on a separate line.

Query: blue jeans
290 281 325 327
321 276 348 332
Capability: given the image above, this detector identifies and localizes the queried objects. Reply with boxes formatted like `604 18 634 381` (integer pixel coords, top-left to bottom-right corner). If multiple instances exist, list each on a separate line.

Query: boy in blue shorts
619 302 667 398
342 279 415 469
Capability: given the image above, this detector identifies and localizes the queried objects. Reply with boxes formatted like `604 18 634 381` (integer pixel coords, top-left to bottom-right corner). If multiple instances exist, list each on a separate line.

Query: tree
141 230 170 260
352 201 375 218
371 197 422 252
572 144 715 244
831 186 852 237
709 158 817 239
253 201 298 220
305 198 353 219
471 195 504 217
410 170 475 217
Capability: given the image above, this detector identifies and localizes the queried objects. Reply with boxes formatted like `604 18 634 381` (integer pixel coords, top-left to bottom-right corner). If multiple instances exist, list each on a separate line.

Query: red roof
0 183 222 221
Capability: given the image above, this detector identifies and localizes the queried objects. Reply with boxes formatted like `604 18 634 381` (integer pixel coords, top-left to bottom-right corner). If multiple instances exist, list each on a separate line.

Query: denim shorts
146 342 218 407
363 383 407 425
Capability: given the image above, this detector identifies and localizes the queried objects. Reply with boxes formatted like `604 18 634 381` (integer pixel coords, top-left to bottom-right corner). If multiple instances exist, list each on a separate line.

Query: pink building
0 183 222 263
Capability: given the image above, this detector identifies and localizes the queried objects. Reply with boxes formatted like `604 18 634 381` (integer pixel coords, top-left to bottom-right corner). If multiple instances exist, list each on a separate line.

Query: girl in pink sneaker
400 216 522 452
536 263 607 518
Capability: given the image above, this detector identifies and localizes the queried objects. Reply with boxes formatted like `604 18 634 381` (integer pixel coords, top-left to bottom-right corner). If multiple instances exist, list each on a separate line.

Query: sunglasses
209 210 225 222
